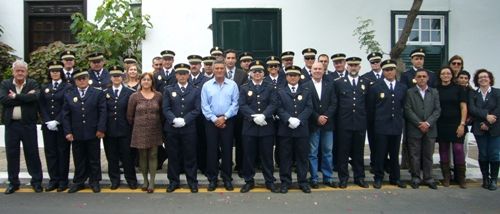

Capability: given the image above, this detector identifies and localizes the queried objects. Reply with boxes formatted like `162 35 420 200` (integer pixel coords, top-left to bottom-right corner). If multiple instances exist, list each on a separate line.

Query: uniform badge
248 91 253 97
73 97 78 103
158 75 162 80
412 78 417 84
298 95 303 101
172 91 177 97
300 75 305 80
380 92 385 99
89 80 93 85
45 88 50 93
106 93 111 99
361 84 365 90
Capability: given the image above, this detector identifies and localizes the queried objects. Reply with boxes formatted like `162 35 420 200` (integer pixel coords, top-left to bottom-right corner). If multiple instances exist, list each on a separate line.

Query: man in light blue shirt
201 60 239 191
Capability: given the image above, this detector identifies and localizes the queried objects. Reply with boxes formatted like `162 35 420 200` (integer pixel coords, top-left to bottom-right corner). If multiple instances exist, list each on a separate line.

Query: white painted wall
0 0 25 59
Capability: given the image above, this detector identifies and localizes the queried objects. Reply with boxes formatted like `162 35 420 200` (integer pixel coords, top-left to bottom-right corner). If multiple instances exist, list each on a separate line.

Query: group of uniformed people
1 46 499 195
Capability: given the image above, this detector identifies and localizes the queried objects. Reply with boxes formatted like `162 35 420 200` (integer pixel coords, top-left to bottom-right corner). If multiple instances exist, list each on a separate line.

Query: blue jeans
308 130 334 182
475 135 500 162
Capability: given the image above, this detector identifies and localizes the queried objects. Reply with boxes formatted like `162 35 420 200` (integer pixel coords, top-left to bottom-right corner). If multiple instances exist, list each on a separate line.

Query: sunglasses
451 62 462 66
63 59 74 62
370 60 381 64
268 65 279 68
154 64 162 66
305 57 315 60
253 70 264 73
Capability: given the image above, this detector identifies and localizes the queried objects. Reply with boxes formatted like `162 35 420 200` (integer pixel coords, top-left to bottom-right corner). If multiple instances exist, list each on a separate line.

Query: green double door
212 9 282 62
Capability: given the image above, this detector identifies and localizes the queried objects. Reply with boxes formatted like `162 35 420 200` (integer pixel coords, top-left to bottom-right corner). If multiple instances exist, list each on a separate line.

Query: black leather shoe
223 181 234 191
338 180 348 189
32 184 43 193
280 184 289 193
166 183 180 193
57 185 69 192
110 182 120 190
189 184 198 193
128 182 138 190
45 183 58 192
410 181 420 189
240 182 254 193
373 180 382 189
68 184 85 193
207 181 218 191
299 184 311 193
4 185 19 194
390 180 407 189
323 181 338 188
266 183 279 193
310 181 319 189
427 182 438 190
90 184 101 193
354 179 369 188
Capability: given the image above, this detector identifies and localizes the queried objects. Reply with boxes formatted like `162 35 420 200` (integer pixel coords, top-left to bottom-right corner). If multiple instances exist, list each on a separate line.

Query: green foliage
28 41 99 84
70 0 152 67
353 17 383 54
0 25 18 81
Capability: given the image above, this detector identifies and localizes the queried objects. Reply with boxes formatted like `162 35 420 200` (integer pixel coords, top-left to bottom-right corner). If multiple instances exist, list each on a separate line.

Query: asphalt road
1 184 499 214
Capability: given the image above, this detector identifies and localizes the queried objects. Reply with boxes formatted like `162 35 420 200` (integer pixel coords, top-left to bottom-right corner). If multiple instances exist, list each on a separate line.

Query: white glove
46 120 59 131
252 114 267 126
172 118 182 128
288 117 300 129
177 118 186 127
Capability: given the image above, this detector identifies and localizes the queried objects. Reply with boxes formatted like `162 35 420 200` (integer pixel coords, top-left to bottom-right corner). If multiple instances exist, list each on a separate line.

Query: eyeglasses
305 57 315 60
91 60 103 64
370 60 381 64
451 62 462 66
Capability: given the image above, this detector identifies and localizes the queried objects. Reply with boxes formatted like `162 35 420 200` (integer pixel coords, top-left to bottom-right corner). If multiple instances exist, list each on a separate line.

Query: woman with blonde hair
125 63 141 91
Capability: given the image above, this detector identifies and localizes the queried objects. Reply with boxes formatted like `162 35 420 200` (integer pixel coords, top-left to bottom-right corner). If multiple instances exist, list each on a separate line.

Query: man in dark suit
210 46 224 61
0 60 43 194
60 50 76 84
224 49 247 176
300 48 316 83
87 52 110 90
163 63 201 193
334 57 371 189
276 65 313 194
326 53 348 81
239 60 279 193
404 68 441 189
103 66 137 190
39 61 73 192
239 52 253 81
188 55 209 87
361 52 384 173
367 59 407 189
305 62 337 189
63 69 107 193
154 50 177 92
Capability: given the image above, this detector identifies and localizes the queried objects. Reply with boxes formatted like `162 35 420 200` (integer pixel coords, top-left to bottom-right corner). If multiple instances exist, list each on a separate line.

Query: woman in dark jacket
469 69 500 191
39 61 72 192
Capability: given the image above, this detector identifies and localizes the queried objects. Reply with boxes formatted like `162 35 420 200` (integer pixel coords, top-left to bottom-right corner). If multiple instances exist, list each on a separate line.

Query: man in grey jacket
404 68 441 189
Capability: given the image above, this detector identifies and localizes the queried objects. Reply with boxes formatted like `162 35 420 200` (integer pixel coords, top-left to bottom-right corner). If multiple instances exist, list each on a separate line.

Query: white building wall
0 0 25 59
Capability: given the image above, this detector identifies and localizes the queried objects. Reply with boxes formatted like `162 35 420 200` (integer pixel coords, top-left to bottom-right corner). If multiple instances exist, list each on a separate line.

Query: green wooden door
212 9 282 62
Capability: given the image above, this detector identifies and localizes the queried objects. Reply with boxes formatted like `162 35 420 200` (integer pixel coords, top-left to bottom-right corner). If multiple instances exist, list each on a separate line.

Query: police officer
60 50 76 84
87 52 110 90
400 48 437 88
210 46 224 61
39 61 72 192
276 65 313 193
123 54 138 66
154 50 177 92
280 51 295 78
300 48 317 83
334 57 370 189
264 56 286 89
188 55 209 87
239 52 253 80
367 59 407 189
163 63 201 193
103 66 138 190
327 53 348 81
239 60 279 193
202 56 216 79
63 69 107 193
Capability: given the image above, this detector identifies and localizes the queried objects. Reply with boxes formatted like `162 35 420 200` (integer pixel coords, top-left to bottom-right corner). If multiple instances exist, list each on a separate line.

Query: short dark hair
318 54 329 60
457 70 471 80
436 66 453 85
473 69 495 87
223 49 237 57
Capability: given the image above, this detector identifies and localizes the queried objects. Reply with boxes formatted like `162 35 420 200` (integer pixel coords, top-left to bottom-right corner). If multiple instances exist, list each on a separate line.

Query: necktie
80 89 85 97
114 89 119 97
272 79 277 84
352 79 356 87
66 72 71 79
53 82 59 90
95 71 100 79
291 86 296 93
192 77 196 82
227 70 233 79
181 87 186 93
376 74 380 79
390 82 394 91
255 84 261 91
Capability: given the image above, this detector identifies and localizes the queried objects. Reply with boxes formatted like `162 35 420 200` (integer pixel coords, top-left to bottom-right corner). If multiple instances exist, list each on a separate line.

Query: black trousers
234 115 244 170
166 132 198 185
373 134 401 182
72 138 101 185
336 130 366 181
367 123 375 167
279 136 309 185
42 126 70 186
103 136 137 185
242 135 275 184
5 122 42 186
205 119 234 182
196 116 207 174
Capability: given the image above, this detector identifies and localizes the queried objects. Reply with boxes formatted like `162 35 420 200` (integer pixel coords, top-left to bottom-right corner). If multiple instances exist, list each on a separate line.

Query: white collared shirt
191 73 200 81
373 70 382 79
178 82 188 89
479 87 492 101
347 75 359 86
417 85 428 99
112 84 123 97
79 86 89 98
288 84 298 93
269 74 279 82
52 80 62 88
12 79 26 120
384 78 396 90
336 70 346 78
313 78 322 100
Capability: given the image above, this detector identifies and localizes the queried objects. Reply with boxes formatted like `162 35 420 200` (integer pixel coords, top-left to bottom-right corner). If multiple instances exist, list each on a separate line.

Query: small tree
70 0 152 66
0 25 19 81
353 17 384 54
